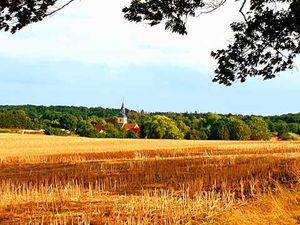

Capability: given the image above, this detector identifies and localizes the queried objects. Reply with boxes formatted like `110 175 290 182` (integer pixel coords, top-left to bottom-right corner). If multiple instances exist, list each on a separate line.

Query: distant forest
0 105 299 140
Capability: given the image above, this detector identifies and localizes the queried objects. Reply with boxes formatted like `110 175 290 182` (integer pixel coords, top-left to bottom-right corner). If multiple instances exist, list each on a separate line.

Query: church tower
118 99 127 127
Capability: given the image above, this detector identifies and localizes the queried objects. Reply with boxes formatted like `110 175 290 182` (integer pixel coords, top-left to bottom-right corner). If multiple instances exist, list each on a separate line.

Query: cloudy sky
0 0 299 115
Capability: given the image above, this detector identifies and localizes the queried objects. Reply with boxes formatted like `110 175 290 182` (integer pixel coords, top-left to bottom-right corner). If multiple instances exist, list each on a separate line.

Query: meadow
1 134 300 224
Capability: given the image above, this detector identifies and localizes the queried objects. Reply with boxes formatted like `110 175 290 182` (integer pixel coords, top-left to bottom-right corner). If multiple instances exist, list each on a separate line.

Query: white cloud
0 0 242 70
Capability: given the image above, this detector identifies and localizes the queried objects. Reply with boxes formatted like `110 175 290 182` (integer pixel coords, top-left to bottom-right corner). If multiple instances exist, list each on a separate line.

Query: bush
280 132 293 140
45 127 66 136
126 131 139 139
76 121 101 138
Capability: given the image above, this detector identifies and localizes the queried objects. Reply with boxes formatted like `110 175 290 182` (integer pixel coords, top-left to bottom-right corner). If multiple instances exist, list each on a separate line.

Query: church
93 101 140 136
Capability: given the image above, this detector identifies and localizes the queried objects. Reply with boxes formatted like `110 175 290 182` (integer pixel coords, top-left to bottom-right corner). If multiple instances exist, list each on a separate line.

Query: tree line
0 105 299 140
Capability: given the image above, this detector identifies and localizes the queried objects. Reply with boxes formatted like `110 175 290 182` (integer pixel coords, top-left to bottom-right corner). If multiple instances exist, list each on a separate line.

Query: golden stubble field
1 134 300 224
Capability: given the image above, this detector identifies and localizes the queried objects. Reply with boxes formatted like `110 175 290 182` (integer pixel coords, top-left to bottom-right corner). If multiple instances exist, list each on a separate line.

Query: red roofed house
123 123 141 135
92 123 105 133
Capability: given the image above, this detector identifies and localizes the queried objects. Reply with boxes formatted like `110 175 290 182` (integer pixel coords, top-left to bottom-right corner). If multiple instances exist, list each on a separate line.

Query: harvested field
1 134 300 224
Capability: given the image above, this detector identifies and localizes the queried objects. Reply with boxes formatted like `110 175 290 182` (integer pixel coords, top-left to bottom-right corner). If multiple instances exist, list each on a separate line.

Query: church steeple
119 98 127 126
120 99 126 118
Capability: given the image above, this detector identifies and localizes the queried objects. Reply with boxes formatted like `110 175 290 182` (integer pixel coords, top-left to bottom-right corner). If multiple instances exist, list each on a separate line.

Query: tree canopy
247 116 271 140
1 105 300 140
1 0 299 85
123 0 300 85
143 115 184 139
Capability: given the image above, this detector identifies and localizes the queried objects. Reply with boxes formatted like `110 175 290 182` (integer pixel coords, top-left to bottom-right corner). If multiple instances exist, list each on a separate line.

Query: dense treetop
1 0 299 85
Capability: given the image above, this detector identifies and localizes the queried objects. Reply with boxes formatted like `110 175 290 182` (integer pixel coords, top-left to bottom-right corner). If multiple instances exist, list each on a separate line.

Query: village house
91 123 105 133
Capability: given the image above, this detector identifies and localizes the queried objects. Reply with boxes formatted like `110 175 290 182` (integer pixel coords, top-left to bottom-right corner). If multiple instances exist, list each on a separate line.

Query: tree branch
195 0 227 17
45 0 76 17
239 0 247 22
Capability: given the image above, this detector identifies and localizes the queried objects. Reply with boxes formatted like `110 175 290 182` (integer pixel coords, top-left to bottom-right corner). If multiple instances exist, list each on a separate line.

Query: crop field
1 134 300 224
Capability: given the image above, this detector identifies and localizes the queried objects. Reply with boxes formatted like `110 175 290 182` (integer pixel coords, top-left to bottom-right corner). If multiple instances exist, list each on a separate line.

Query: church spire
120 98 127 126
120 98 126 118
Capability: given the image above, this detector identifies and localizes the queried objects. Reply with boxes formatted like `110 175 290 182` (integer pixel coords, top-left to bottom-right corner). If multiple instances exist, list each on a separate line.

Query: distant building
92 123 105 133
117 100 128 127
92 100 140 136
123 123 141 135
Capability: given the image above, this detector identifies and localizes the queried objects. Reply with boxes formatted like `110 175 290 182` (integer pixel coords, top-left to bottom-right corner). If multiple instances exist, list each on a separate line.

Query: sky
0 0 299 115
